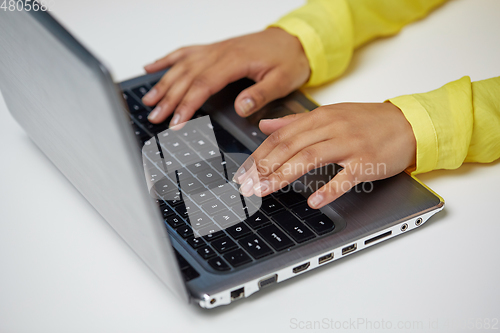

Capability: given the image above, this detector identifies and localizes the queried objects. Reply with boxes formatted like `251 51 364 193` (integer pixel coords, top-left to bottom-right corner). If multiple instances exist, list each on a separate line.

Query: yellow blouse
270 0 500 174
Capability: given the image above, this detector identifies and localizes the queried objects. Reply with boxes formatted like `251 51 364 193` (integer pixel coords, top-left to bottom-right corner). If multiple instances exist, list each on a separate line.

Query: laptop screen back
0 8 188 302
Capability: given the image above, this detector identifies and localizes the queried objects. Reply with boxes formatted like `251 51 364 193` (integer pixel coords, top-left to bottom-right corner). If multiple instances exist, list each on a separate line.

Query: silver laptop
0 7 444 309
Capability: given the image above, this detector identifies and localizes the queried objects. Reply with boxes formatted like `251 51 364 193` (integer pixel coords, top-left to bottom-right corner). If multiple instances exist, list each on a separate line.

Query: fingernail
143 88 157 101
254 179 269 195
148 106 161 121
240 177 254 195
238 97 255 115
169 113 180 128
309 193 324 208
232 167 245 183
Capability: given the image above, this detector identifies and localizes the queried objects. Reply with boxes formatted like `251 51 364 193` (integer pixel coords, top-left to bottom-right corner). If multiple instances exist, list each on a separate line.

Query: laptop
0 6 444 308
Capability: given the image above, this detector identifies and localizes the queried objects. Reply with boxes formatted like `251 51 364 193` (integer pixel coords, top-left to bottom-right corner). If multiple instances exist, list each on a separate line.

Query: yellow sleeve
389 76 500 174
270 0 447 86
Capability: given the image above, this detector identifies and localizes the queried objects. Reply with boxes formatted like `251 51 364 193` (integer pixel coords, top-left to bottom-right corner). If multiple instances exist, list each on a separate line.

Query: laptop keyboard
122 81 336 278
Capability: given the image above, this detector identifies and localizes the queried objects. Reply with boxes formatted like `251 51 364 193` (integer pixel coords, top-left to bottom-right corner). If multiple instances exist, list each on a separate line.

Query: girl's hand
238 103 417 209
142 28 310 127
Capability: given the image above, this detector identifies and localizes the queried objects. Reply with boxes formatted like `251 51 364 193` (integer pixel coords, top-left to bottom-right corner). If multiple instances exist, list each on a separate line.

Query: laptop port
342 243 357 255
230 287 245 301
365 231 392 245
292 262 310 274
415 218 423 226
258 274 277 289
318 253 334 265
401 223 409 232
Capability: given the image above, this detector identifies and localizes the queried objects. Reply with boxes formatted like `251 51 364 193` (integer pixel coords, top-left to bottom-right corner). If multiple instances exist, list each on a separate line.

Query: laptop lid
0 8 189 302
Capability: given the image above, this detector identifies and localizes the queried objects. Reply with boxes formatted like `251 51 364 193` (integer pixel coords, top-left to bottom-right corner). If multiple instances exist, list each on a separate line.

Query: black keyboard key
245 211 271 229
199 227 225 242
145 122 168 134
174 202 199 219
186 161 210 175
188 213 212 230
272 211 316 243
239 234 274 259
159 205 175 218
132 124 150 141
132 85 150 99
292 203 321 219
226 223 252 239
261 198 285 215
209 182 234 196
155 199 166 207
197 246 217 259
197 169 225 185
187 236 205 249
179 178 204 194
153 178 178 196
258 225 294 251
175 150 198 165
208 183 235 196
160 139 188 153
165 215 184 228
213 211 241 227
223 249 252 268
220 190 243 206
201 200 226 215
134 111 150 123
176 225 193 238
304 214 335 235
211 236 238 253
190 191 215 204
277 191 307 207
208 257 231 271
165 191 183 206
123 91 144 113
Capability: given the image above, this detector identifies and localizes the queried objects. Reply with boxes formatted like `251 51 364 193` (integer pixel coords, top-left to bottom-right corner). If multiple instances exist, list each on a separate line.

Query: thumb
234 71 293 117
258 113 307 135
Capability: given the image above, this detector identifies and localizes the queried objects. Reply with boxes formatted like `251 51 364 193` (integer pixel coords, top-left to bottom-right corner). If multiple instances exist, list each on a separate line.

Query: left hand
237 102 417 209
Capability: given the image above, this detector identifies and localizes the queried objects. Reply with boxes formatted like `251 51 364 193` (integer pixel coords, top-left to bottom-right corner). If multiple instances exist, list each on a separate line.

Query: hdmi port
292 262 310 274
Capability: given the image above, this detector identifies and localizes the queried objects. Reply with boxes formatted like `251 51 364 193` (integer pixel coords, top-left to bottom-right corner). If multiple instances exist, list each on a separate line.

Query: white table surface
1 0 499 332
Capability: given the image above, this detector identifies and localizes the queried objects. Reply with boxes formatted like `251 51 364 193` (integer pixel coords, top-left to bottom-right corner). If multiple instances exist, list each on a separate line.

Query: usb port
342 243 357 255
292 262 310 274
318 253 334 264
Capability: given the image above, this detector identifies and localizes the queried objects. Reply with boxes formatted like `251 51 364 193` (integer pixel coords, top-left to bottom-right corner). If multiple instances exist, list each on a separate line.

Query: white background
1 0 499 332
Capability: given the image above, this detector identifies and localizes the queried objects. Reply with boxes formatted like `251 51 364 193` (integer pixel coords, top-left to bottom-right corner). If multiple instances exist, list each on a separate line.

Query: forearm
270 0 448 86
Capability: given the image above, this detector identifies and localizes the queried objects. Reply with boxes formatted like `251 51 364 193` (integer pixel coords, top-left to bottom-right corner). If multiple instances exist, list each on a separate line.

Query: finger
258 112 308 135
255 126 332 177
170 59 247 127
147 76 195 123
234 71 295 117
234 113 309 183
250 111 319 176
307 167 360 209
142 63 191 106
144 48 188 73
256 140 349 197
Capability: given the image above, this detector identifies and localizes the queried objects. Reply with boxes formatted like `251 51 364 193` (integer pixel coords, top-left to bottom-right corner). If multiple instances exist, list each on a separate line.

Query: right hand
142 27 311 127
